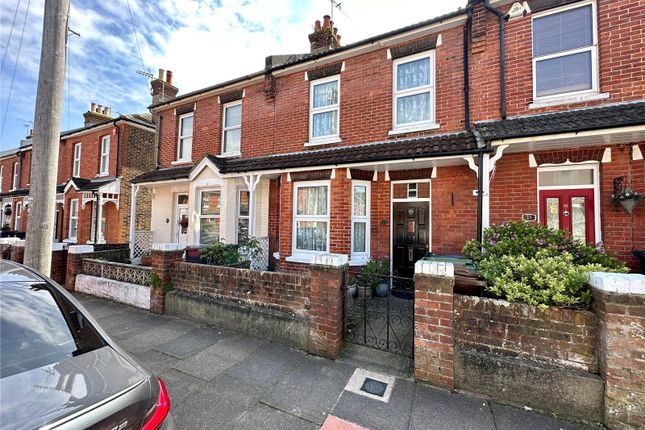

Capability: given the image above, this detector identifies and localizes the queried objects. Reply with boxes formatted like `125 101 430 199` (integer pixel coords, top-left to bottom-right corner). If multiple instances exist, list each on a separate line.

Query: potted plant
358 259 390 299
611 176 644 214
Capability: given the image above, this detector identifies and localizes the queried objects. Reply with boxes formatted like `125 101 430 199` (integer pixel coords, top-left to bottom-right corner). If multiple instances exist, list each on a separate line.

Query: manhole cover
360 377 388 397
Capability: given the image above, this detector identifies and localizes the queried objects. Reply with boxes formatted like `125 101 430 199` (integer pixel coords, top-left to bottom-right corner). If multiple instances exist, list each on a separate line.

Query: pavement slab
225 342 307 389
409 384 496 430
154 326 230 359
261 355 356 425
156 367 210 404
234 404 318 430
331 376 415 430
491 403 598 430
130 349 180 375
116 318 200 354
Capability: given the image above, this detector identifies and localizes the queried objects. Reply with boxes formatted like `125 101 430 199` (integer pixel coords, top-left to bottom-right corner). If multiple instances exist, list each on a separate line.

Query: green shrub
462 221 627 308
356 258 390 291
200 240 241 266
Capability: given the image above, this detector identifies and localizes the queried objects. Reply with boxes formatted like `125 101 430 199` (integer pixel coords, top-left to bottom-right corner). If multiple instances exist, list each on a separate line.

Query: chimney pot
91 102 96 112
158 68 165 81
315 20 321 31
323 15 331 29
166 70 173 85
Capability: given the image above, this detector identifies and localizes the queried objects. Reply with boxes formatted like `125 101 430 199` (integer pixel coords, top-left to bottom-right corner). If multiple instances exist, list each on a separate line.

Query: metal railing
82 258 152 286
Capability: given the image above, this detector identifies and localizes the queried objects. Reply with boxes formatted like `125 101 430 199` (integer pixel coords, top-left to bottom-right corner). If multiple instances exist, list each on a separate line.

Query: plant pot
618 198 640 214
374 281 390 298
347 284 358 299
358 284 372 299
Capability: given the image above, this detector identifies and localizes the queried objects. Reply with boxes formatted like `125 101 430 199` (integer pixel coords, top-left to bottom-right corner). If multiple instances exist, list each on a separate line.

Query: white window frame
407 183 418 198
290 180 331 260
68 199 79 241
308 75 340 146
0 165 3 191
99 136 110 176
531 0 599 102
11 161 19 190
198 188 221 245
391 50 437 134
90 202 106 244
237 189 250 244
222 101 242 156
351 180 371 264
14 202 21 230
536 162 601 243
73 143 82 177
176 113 193 163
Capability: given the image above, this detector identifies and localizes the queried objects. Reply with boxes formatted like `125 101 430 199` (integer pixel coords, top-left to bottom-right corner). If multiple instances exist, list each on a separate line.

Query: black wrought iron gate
344 274 415 358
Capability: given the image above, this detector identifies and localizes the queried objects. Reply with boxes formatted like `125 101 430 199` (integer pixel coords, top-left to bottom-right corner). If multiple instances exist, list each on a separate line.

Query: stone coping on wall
589 272 645 295
151 243 186 251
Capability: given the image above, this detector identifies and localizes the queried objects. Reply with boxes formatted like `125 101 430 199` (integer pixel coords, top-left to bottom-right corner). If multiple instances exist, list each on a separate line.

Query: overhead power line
125 0 147 73
1 0 22 75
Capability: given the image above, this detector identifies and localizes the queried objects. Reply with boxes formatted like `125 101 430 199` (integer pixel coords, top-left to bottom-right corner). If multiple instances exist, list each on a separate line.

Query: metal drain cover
360 377 388 397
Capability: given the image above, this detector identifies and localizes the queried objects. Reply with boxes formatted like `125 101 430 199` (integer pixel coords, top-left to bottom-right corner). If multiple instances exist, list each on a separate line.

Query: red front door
539 189 595 244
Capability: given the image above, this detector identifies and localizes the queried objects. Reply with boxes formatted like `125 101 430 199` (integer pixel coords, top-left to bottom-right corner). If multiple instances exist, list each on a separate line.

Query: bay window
177 113 193 162
99 136 110 175
392 51 435 132
68 199 79 240
199 190 220 244
222 102 242 155
237 190 250 244
293 182 330 255
532 2 597 99
351 181 370 262
309 76 340 144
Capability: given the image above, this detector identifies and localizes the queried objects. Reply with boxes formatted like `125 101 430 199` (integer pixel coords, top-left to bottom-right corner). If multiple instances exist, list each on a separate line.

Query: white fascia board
188 157 223 181
491 125 645 146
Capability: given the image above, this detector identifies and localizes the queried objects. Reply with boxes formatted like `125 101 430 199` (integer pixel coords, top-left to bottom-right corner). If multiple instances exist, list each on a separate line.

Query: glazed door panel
393 202 429 278
540 189 595 244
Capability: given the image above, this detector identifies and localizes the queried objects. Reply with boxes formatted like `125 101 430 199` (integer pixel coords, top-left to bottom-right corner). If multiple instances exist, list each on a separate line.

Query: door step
338 343 413 380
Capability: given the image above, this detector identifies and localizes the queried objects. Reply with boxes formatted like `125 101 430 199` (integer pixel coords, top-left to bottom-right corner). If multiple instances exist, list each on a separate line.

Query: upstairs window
99 136 110 175
309 76 340 144
0 165 3 191
73 143 82 177
177 113 193 162
532 2 597 99
222 102 242 155
11 162 19 190
393 51 435 131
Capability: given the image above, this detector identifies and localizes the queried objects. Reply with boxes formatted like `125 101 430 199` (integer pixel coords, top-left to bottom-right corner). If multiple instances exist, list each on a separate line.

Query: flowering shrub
463 221 627 308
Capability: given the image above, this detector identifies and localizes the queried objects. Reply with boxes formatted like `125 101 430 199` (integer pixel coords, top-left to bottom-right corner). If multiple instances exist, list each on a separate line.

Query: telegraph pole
24 0 70 274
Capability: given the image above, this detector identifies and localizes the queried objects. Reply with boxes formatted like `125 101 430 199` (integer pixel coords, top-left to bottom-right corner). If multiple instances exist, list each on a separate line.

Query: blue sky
0 0 465 150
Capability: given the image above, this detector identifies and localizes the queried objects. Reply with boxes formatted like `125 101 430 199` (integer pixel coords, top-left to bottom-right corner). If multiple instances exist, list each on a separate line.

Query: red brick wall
454 294 598 373
470 0 645 121
171 261 311 316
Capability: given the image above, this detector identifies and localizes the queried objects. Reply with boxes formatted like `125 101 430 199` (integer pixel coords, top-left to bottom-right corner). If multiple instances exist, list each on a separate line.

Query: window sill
529 92 609 109
285 254 320 264
63 238 77 244
388 123 440 136
217 152 241 158
349 257 369 266
304 137 341 147
96 172 109 178
171 159 193 165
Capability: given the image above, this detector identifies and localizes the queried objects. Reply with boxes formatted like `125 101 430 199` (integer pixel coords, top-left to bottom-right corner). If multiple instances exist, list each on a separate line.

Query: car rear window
0 282 106 378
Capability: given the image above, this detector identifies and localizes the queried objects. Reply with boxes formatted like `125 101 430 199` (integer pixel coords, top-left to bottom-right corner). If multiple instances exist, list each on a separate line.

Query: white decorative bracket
431 167 437 179
601 148 612 163
489 145 508 173
633 145 643 161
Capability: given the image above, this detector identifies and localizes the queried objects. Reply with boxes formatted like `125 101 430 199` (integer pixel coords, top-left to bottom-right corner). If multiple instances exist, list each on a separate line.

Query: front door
393 202 429 278
540 189 595 244
174 194 189 244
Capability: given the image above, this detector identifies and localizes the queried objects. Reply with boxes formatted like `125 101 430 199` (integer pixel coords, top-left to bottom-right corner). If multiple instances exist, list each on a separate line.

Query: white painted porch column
243 174 262 237
481 153 491 231
129 184 139 260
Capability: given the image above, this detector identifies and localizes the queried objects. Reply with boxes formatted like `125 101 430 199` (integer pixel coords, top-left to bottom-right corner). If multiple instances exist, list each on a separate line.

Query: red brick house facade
132 0 644 272
0 107 155 245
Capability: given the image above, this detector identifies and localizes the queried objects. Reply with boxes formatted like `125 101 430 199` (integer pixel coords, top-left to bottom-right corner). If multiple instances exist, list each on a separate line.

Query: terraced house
131 0 644 272
0 105 155 245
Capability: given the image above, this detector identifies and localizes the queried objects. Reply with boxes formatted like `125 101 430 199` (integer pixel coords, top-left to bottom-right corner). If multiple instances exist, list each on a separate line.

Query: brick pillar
308 254 348 359
10 240 25 263
149 245 184 314
590 272 645 429
414 261 455 390
65 245 94 291
50 249 68 285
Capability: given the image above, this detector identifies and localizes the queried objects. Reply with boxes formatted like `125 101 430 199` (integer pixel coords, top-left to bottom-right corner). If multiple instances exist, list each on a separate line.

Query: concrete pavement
74 293 599 430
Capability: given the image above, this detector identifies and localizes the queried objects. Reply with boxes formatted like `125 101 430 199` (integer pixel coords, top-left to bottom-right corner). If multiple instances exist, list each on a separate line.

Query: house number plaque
521 214 537 222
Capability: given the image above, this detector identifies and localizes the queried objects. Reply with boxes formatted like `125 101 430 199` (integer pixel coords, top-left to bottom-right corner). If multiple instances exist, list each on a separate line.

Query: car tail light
142 377 170 430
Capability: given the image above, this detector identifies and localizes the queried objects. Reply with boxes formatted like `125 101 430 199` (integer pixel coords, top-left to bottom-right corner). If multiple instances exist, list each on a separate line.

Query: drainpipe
155 115 163 170
113 119 122 177
484 0 507 119
463 8 472 130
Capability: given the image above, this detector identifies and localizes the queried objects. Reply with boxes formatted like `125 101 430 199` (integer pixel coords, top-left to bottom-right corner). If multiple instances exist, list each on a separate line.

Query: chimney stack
83 102 113 126
308 15 341 54
151 68 179 106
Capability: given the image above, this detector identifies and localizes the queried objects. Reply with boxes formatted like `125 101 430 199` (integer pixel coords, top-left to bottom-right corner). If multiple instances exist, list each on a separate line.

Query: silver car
0 260 175 430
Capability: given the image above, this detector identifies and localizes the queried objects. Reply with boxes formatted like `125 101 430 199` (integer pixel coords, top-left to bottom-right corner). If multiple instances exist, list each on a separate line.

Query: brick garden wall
454 295 598 373
171 262 311 316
